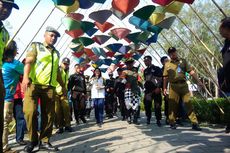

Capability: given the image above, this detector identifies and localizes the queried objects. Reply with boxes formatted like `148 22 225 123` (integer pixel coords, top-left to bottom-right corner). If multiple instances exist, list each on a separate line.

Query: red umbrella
65 29 84 39
66 12 84 21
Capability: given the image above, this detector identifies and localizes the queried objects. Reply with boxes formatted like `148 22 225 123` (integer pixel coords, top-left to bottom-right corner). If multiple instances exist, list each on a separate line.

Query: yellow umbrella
164 1 184 14
56 0 79 14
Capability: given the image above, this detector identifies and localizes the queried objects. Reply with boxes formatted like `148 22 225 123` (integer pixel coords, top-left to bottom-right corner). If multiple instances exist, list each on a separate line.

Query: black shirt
68 73 86 93
144 65 162 90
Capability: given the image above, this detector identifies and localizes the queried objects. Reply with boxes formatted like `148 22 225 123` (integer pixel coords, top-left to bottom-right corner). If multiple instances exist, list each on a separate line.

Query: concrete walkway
9 113 230 153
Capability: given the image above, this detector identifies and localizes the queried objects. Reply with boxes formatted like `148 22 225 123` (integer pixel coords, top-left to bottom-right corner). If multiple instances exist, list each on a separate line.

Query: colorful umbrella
89 55 99 61
129 16 152 31
111 7 132 20
106 43 123 52
84 48 95 57
74 57 85 64
65 29 84 39
92 47 107 58
95 21 114 33
152 0 173 6
149 13 165 25
72 37 95 46
56 0 79 14
70 44 84 52
144 33 158 45
126 32 141 44
89 10 112 24
155 16 176 29
52 0 75 6
110 28 131 39
80 21 95 32
62 16 81 31
89 0 106 3
112 0 140 14
106 51 116 57
177 0 195 4
118 46 131 54
92 35 111 45
164 1 184 14
85 28 98 36
66 12 84 21
72 50 84 58
79 0 94 9
133 5 156 20
103 59 113 66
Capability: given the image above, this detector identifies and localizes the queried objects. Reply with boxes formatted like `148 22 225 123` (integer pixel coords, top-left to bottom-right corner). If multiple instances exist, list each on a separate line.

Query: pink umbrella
110 28 131 39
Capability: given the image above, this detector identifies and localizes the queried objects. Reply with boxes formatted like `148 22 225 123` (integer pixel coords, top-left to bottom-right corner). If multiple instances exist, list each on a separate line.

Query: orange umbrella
95 21 114 33
112 0 140 14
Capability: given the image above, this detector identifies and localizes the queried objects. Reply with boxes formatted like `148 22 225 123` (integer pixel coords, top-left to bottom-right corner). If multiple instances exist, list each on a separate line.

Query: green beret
46 26 60 37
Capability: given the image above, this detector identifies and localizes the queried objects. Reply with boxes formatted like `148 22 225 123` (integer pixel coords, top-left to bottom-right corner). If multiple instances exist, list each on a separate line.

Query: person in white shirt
90 68 105 126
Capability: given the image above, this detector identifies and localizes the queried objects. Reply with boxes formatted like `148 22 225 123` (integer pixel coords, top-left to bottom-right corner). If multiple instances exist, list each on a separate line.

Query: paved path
9 113 230 153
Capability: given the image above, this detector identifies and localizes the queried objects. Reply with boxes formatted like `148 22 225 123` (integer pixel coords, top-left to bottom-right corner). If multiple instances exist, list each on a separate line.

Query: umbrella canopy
118 46 131 54
112 0 140 14
126 32 142 44
62 16 81 31
85 28 98 36
95 21 114 32
156 16 176 29
65 29 84 39
133 5 156 20
79 0 94 9
84 48 95 57
72 37 95 46
56 0 79 14
80 21 95 32
92 35 111 45
89 0 107 3
152 0 173 6
72 50 84 58
52 0 75 6
177 0 195 4
110 28 131 39
89 9 112 24
106 43 123 52
164 1 184 14
129 16 152 31
149 13 165 25
66 12 84 21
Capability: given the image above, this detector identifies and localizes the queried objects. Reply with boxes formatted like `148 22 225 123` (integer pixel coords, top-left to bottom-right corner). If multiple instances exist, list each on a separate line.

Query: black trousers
144 91 162 121
71 92 86 123
105 94 114 117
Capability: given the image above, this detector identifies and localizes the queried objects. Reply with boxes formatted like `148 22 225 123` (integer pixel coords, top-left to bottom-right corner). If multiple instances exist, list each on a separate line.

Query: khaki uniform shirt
163 58 192 83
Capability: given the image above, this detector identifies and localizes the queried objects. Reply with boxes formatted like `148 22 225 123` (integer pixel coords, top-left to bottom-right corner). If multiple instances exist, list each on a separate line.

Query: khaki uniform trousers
55 94 71 128
3 102 14 151
168 82 198 125
23 84 55 143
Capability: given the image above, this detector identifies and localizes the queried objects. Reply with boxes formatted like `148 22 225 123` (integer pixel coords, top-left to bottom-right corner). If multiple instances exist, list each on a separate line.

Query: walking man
143 55 162 126
163 47 203 130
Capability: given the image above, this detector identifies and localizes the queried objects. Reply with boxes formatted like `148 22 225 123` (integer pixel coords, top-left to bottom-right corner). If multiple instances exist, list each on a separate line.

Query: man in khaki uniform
22 26 66 152
55 57 72 134
163 47 202 130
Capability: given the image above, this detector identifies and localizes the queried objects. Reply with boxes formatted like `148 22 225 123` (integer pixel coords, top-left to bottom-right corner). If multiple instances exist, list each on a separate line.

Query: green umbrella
133 5 156 20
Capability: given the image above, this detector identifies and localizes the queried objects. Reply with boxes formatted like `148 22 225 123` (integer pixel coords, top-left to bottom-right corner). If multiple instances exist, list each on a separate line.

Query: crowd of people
0 0 230 153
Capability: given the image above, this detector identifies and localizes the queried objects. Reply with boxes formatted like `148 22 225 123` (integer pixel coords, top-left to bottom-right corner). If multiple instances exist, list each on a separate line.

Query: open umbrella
95 21 114 33
152 0 173 6
79 0 94 9
65 29 84 39
110 28 131 39
92 35 111 45
52 0 75 6
155 16 176 29
62 16 81 31
56 0 79 14
164 1 184 14
106 43 123 52
89 9 112 24
89 0 106 3
112 0 139 14
66 12 84 21
133 5 156 20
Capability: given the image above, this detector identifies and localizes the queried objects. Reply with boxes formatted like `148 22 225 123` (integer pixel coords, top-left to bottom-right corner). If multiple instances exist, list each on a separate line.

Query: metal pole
18 7 56 60
210 0 227 17
176 15 223 67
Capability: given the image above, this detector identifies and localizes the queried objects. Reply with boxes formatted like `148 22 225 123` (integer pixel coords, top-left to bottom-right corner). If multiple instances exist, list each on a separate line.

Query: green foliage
192 98 230 124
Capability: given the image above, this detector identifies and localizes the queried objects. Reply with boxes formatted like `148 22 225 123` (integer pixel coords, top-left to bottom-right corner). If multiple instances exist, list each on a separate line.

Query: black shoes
39 142 59 151
192 124 202 131
170 124 177 130
156 120 161 127
56 128 64 134
24 141 38 153
65 126 73 132
17 140 27 145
